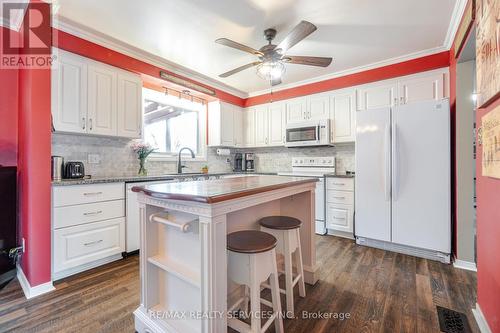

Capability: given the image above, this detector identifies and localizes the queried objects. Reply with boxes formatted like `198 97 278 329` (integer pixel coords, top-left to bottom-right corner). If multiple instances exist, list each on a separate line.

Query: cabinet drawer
53 199 125 229
327 190 354 205
53 183 125 207
326 203 353 233
326 178 354 191
53 218 125 273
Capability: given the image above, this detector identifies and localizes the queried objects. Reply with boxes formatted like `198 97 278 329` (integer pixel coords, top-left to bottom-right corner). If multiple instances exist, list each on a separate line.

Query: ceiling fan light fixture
256 60 285 81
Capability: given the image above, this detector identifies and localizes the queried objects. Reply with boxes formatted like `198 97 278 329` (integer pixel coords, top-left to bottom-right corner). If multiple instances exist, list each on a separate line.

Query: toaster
64 162 85 179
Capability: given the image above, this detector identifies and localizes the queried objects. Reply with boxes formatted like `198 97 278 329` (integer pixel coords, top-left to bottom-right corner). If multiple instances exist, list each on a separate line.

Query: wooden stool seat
258 216 302 230
227 230 277 254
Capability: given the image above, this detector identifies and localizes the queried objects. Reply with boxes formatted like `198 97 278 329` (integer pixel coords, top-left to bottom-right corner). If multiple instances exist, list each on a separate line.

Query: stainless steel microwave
285 119 333 147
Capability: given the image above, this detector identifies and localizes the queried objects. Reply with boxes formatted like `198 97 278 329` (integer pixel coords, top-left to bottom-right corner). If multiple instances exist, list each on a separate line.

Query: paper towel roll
216 148 231 156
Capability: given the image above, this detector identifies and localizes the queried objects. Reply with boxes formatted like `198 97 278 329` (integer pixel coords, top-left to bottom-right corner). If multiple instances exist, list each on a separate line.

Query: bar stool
259 216 306 315
227 230 284 333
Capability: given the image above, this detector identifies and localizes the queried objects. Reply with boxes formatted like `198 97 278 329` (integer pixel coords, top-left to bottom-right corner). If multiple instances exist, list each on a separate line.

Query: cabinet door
330 91 356 143
233 107 243 147
268 102 285 146
255 106 268 146
356 81 397 110
398 73 445 105
243 109 255 147
308 95 329 120
117 72 142 138
286 98 307 123
220 104 234 146
326 203 354 233
52 50 87 133
88 64 117 136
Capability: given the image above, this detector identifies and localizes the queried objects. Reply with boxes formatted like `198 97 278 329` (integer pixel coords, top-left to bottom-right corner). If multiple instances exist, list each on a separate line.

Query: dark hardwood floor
0 236 478 333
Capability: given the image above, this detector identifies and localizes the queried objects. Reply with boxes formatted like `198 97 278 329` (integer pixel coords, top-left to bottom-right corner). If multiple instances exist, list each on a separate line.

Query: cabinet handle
83 210 103 216
332 196 346 200
82 117 86 130
332 183 345 186
400 96 404 104
333 217 346 220
83 191 103 196
84 239 103 246
265 137 268 144
394 97 398 105
89 118 93 131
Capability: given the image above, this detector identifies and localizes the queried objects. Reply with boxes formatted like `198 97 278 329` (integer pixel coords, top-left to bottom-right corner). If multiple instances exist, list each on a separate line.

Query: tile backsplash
52 133 355 178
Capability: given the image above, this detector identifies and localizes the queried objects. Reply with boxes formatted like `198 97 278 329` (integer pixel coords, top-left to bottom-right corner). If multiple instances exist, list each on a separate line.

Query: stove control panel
292 156 335 167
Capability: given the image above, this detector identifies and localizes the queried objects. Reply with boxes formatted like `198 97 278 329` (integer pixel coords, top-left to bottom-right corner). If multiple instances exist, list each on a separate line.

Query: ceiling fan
215 21 332 86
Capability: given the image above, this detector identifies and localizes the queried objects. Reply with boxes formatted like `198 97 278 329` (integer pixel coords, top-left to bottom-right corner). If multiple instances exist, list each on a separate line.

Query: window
143 88 207 160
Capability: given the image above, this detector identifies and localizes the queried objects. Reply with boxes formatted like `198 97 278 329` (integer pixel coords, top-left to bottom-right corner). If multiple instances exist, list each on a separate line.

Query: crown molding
443 0 468 49
247 45 449 97
0 0 29 32
53 16 248 99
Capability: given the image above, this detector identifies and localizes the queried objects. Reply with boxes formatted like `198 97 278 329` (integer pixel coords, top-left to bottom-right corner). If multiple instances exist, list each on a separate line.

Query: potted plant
131 140 156 176
201 165 209 174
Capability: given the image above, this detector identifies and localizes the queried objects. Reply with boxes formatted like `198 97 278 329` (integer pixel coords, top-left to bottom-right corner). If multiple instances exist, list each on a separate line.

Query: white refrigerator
355 99 451 261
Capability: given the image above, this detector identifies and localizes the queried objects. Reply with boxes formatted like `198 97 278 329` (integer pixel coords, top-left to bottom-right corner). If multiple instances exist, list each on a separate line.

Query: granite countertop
324 172 355 178
132 175 317 204
51 172 276 186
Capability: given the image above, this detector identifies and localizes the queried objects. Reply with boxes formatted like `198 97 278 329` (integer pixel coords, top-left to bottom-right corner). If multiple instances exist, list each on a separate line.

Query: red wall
245 51 450 107
476 97 500 332
52 29 246 107
0 27 19 167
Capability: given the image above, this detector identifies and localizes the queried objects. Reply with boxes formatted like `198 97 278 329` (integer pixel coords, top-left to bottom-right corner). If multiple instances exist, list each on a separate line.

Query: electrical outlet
88 154 101 164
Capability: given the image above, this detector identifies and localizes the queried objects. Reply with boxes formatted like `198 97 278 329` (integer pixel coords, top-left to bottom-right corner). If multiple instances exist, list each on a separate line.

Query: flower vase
138 158 147 176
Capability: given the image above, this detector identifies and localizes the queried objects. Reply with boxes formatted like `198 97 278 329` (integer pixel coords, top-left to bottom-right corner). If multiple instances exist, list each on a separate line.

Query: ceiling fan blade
276 21 317 53
219 62 262 78
215 38 264 56
283 55 332 67
271 77 282 86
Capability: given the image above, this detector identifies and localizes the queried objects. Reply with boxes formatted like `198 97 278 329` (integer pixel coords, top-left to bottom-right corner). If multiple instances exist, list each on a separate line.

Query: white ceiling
54 0 459 95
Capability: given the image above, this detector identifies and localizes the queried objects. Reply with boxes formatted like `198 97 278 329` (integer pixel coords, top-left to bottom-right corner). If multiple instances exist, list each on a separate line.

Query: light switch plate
88 154 101 164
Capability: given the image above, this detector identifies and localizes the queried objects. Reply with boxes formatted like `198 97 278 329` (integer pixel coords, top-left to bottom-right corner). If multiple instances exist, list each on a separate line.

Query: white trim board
16 265 55 299
453 259 477 272
472 303 493 333
444 0 469 49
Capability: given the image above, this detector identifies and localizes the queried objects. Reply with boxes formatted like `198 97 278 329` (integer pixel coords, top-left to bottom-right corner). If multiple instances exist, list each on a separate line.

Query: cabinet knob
89 118 93 131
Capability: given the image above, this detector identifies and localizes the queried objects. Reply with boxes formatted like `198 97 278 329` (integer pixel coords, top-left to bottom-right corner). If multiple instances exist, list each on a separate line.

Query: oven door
285 124 319 147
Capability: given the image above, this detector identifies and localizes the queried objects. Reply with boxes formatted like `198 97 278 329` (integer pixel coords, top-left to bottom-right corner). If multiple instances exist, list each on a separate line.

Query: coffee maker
244 153 255 172
234 153 243 172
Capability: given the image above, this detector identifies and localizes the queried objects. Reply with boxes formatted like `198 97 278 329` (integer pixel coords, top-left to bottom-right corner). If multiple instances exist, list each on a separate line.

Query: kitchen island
132 175 318 333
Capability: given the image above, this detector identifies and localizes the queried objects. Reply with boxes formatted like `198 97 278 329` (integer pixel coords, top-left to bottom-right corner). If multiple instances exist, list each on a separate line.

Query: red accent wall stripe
52 29 246 107
245 51 450 107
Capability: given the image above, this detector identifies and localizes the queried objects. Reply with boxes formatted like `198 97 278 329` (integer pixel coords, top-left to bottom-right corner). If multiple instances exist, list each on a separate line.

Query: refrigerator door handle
384 124 391 201
392 123 399 201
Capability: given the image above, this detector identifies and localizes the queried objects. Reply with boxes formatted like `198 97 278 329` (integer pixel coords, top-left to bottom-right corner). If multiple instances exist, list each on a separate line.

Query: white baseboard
472 303 492 333
16 265 55 299
453 259 477 272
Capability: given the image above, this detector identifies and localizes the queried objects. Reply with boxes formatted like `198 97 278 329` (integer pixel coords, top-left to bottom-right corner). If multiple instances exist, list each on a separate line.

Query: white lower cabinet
52 183 125 280
53 218 125 276
326 177 355 239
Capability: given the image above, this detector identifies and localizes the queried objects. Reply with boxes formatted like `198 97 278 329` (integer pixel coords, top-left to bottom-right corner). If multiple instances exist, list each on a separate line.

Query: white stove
278 157 335 235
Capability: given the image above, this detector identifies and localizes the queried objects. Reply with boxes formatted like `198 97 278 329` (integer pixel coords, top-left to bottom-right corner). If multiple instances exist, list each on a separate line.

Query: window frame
142 88 207 162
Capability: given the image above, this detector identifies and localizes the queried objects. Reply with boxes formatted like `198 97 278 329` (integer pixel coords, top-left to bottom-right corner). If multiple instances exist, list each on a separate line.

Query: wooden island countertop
132 175 317 203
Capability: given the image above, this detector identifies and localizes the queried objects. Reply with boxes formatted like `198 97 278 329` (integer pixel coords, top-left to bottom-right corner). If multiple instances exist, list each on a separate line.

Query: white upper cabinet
233 107 243 147
356 81 398 111
268 102 286 146
87 63 118 136
208 101 237 147
52 50 88 133
243 109 255 147
117 72 142 138
254 105 269 147
286 97 307 123
52 49 142 138
308 95 330 120
398 72 446 105
330 90 356 143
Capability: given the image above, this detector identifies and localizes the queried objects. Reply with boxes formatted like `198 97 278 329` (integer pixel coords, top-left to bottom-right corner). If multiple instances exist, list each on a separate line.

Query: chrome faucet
177 147 195 173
